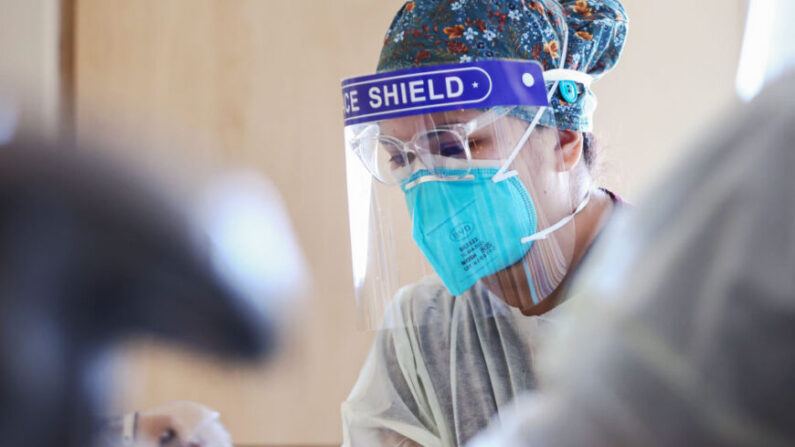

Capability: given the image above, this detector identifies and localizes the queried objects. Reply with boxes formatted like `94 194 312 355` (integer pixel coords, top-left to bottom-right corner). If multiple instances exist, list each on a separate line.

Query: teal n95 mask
342 60 584 329
402 166 538 297
402 160 590 299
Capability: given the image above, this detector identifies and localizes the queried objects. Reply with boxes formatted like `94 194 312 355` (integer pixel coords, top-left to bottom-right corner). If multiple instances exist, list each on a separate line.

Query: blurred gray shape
0 137 273 447
469 71 795 447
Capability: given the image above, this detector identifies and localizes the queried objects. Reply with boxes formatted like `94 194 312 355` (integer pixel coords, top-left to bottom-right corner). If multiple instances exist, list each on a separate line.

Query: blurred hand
129 402 233 447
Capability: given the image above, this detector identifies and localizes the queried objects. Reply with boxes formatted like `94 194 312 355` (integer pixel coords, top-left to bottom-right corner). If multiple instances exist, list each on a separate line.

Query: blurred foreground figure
0 138 278 447
468 73 795 447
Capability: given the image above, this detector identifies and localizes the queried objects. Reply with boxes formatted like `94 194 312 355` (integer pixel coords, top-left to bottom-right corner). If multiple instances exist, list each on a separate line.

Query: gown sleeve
341 287 443 447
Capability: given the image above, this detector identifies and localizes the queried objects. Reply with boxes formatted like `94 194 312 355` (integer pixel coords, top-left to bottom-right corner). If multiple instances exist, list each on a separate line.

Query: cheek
514 136 555 190
514 138 571 221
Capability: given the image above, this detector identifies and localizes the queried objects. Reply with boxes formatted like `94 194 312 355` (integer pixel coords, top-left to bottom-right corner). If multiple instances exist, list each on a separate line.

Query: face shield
343 60 587 330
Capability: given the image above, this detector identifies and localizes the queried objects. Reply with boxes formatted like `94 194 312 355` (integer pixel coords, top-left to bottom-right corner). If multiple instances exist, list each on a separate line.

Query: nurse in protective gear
340 1 628 446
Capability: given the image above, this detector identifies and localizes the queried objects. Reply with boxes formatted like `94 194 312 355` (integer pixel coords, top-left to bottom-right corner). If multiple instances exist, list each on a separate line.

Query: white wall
596 1 746 198
0 0 62 140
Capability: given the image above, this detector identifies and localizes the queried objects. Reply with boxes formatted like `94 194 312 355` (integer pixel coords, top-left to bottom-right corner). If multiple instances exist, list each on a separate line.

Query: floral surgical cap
377 0 629 132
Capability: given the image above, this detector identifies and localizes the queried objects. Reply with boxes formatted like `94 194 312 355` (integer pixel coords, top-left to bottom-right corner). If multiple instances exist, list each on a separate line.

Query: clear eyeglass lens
414 128 471 177
353 126 473 184
352 136 380 174
374 138 413 184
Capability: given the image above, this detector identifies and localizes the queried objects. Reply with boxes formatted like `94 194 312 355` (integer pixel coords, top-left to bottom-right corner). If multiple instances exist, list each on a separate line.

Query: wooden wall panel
75 1 403 444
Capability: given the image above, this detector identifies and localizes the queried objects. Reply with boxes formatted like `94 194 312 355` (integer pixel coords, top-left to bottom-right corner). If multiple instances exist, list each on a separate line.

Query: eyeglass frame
349 106 515 185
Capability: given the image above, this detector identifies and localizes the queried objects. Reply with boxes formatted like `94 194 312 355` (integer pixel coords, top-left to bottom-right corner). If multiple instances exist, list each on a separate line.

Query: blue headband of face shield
342 60 549 126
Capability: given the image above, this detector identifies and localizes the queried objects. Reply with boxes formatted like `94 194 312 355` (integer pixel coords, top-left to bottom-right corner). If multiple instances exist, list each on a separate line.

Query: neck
570 187 614 269
509 187 614 316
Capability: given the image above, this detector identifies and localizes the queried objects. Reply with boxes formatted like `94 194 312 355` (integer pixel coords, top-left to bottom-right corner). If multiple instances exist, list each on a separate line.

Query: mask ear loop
491 27 570 184
521 190 590 244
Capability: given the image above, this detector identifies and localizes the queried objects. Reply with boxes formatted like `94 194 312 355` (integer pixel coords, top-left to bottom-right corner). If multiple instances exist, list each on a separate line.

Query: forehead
377 109 483 139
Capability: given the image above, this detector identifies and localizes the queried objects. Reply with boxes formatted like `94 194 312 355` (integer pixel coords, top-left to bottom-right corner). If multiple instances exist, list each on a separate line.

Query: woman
340 1 628 445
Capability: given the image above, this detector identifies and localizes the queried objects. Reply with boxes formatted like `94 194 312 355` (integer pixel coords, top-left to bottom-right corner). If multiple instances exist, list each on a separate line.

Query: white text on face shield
343 90 360 113
367 76 464 109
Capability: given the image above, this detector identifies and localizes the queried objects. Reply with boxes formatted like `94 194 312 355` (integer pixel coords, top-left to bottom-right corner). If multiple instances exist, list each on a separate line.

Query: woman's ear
558 129 583 172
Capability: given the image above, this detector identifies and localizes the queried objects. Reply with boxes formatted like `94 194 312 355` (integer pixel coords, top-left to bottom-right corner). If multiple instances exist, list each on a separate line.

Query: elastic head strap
544 69 595 88
491 26 575 183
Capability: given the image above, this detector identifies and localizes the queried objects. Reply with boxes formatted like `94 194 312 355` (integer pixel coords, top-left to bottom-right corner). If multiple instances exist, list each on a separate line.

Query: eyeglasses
349 107 512 185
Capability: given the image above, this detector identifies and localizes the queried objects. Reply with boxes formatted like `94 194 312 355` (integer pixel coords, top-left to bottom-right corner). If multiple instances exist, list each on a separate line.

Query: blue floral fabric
376 0 629 131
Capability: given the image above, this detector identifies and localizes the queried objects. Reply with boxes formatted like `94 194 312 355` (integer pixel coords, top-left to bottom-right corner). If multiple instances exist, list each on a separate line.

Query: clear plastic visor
345 106 581 330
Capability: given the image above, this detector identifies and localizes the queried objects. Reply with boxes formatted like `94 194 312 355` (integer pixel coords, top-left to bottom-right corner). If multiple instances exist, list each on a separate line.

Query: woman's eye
389 153 406 166
389 152 414 167
439 141 466 157
467 139 488 156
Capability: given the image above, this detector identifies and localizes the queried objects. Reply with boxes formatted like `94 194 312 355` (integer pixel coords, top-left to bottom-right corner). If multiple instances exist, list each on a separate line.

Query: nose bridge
415 149 436 173
410 128 445 173
394 125 473 184
399 136 433 174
